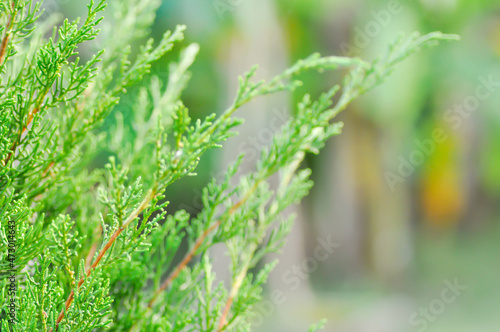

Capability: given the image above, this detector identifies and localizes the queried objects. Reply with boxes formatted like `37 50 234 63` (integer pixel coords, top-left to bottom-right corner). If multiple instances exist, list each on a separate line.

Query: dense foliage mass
0 0 457 331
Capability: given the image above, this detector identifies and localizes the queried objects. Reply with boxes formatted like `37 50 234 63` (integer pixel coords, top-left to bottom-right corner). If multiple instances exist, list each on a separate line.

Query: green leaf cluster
0 0 458 331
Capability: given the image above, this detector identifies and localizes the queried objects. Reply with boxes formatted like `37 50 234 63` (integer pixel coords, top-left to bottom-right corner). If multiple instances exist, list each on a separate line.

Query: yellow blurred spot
419 127 464 229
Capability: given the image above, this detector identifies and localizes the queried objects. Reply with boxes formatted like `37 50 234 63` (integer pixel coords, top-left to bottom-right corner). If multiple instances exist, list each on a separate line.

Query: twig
85 225 102 270
146 220 220 308
0 2 15 67
217 256 252 332
0 4 17 166
217 158 303 331
146 182 260 308
49 190 155 331
4 99 45 164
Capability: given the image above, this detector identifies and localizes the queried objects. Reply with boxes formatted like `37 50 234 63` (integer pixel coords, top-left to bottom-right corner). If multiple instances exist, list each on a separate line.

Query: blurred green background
57 0 500 331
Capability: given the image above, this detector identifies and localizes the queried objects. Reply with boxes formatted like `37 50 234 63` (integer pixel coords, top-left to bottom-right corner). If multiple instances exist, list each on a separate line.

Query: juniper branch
50 189 155 331
0 1 459 331
0 1 14 67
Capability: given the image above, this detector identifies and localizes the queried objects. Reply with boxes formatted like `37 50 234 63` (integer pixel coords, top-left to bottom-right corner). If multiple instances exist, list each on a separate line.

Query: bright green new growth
0 0 458 331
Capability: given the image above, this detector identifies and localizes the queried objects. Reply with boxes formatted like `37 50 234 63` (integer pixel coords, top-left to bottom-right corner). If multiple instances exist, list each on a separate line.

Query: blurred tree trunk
351 114 413 285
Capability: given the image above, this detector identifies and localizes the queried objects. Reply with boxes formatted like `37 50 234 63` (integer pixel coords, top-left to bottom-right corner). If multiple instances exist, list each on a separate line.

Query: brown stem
0 6 16 166
218 299 233 332
217 163 299 331
85 225 102 270
147 182 259 309
217 271 244 332
49 190 154 332
0 3 14 67
147 219 221 308
0 30 10 66
217 244 255 332
3 141 16 165
3 101 43 164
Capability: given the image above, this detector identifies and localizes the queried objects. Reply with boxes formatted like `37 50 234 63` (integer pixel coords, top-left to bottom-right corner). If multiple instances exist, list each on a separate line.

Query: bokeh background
55 0 500 331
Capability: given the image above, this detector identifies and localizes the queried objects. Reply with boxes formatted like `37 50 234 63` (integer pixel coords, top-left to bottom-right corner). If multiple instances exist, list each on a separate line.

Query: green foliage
0 0 458 331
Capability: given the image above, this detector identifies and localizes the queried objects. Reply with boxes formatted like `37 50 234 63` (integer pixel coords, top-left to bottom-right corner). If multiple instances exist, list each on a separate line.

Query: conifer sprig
0 0 458 331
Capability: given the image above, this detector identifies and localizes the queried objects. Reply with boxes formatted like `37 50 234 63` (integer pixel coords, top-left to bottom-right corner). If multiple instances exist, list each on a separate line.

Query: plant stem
49 190 155 331
147 181 260 308
218 156 304 331
4 89 50 165
0 2 15 67
217 246 255 332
